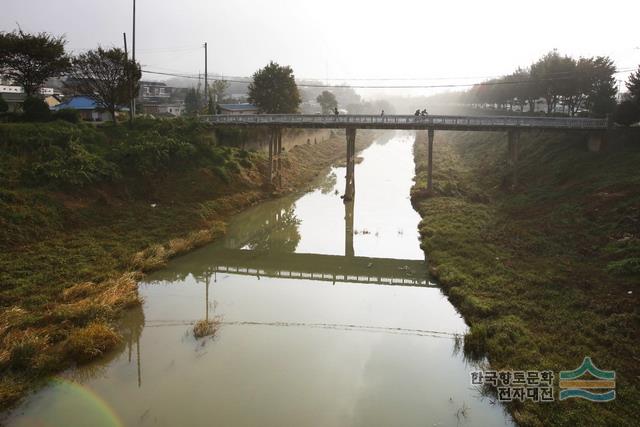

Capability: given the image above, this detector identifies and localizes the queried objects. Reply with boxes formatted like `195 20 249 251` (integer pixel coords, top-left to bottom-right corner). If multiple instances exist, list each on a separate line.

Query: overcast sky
3 0 639 97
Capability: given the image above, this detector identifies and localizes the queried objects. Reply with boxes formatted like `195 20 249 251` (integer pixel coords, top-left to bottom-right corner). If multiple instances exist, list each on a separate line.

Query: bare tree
67 47 140 123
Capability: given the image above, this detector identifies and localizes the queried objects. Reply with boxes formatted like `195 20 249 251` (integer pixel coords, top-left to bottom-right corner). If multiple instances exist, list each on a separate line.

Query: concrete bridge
201 114 609 199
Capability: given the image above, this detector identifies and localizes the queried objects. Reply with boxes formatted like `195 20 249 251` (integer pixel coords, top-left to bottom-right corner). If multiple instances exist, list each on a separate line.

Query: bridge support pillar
268 127 283 189
344 127 356 202
276 128 283 187
507 130 520 189
268 128 274 186
427 129 434 192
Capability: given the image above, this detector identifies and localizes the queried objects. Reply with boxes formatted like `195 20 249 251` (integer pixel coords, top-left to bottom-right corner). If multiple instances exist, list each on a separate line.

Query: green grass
411 130 640 426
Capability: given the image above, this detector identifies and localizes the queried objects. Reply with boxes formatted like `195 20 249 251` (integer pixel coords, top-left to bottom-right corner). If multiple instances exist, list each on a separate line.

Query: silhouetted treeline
463 51 617 117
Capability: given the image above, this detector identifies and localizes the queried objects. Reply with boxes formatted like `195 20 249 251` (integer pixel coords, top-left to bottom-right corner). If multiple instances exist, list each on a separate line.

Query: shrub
52 108 80 123
110 132 197 177
22 97 51 122
613 100 640 126
26 139 119 187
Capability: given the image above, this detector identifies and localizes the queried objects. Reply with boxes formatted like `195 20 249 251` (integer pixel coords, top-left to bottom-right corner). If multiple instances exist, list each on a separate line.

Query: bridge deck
202 114 607 131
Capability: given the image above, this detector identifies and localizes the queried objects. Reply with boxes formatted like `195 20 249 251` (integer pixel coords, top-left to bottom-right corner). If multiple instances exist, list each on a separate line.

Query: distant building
136 81 189 117
44 95 61 109
218 103 259 115
139 81 171 112
0 85 56 112
53 96 115 122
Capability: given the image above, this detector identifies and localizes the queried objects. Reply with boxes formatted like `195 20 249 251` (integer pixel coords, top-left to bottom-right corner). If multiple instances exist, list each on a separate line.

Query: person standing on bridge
414 109 421 116
381 110 385 116
334 107 339 116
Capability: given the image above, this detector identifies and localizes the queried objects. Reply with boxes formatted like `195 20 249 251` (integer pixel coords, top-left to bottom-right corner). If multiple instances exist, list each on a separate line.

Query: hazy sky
3 0 639 97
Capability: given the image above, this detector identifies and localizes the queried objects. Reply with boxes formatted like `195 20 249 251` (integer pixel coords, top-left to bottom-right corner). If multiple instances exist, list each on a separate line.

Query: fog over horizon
3 0 639 99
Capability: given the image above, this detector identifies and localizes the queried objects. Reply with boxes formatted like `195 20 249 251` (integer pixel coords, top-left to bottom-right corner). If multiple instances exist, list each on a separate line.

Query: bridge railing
201 114 608 129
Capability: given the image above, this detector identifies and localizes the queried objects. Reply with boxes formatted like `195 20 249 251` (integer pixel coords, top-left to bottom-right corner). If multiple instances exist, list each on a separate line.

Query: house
0 85 56 112
44 95 61 109
0 86 24 112
138 81 173 113
218 103 259 115
52 96 114 122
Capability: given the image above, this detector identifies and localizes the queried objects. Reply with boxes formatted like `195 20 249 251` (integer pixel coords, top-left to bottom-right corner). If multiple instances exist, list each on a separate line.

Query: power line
141 68 636 90
142 66 636 83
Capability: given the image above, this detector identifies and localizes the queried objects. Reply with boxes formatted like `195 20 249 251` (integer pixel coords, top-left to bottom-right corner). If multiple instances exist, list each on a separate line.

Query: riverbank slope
411 130 639 426
0 119 374 410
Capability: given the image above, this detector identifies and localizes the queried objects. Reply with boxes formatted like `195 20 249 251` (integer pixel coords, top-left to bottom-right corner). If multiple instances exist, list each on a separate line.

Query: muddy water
6 132 512 427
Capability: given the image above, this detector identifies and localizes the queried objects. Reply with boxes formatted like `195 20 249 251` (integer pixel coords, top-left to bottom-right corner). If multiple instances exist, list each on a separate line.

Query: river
6 131 512 427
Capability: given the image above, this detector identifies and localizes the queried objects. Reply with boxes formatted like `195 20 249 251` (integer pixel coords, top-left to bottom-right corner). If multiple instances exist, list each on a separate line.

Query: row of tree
464 51 618 117
0 29 140 123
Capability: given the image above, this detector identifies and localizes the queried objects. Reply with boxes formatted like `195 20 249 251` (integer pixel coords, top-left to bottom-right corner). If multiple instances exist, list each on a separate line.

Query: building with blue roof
52 96 120 122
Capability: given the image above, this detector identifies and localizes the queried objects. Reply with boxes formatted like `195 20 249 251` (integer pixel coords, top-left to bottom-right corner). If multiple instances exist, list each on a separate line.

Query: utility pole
204 42 208 113
132 0 136 118
123 33 133 125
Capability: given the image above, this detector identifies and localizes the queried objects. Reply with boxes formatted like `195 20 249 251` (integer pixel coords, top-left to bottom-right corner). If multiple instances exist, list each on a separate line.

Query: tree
585 56 617 117
316 90 337 114
248 61 301 113
531 51 575 114
184 87 201 115
613 100 640 126
626 65 640 104
209 80 229 104
508 68 535 112
0 30 70 96
67 47 141 123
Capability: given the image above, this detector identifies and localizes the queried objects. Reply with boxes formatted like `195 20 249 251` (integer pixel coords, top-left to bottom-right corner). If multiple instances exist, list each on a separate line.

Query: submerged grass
412 130 640 426
0 122 375 411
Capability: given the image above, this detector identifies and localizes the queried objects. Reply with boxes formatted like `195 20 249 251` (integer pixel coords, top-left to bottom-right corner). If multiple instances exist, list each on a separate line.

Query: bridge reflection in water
208 247 429 287
152 196 430 288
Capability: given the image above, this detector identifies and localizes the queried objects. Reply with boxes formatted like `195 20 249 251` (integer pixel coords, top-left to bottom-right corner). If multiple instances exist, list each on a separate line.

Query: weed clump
97 273 140 309
3 330 50 371
130 244 168 272
64 322 121 363
193 319 221 339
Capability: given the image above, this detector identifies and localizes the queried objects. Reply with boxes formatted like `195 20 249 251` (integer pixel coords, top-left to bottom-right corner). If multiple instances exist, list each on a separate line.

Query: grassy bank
0 120 371 410
411 130 640 426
